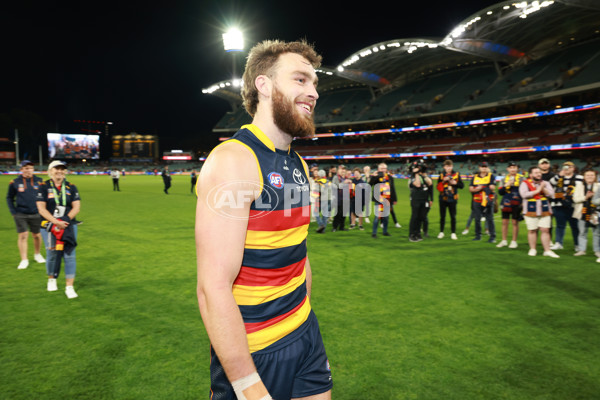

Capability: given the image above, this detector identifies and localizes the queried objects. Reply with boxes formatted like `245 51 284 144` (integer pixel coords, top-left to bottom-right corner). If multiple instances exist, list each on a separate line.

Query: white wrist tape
231 372 272 400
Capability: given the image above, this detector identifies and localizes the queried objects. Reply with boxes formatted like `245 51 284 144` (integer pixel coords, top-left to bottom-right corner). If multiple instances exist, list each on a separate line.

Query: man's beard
272 85 315 139
532 176 542 183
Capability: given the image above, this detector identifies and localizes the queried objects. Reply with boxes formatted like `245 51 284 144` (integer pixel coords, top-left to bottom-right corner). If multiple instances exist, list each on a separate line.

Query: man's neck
251 114 293 151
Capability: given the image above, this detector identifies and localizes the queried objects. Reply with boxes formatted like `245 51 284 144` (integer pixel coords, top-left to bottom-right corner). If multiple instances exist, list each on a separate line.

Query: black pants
439 201 457 233
332 199 346 230
112 178 120 191
409 200 428 238
472 203 495 240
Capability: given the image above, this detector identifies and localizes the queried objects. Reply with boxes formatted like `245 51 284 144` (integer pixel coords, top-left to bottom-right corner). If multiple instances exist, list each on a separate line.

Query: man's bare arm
195 141 268 393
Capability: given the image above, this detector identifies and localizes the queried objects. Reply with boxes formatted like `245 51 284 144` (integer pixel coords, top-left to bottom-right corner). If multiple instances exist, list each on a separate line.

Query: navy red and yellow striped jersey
218 124 312 354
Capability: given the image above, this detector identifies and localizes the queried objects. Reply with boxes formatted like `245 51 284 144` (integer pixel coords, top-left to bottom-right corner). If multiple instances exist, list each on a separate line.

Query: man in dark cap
6 160 45 269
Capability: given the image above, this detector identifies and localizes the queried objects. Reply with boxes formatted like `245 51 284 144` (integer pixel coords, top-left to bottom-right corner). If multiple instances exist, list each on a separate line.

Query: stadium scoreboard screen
47 133 100 159
162 150 193 161
111 133 158 160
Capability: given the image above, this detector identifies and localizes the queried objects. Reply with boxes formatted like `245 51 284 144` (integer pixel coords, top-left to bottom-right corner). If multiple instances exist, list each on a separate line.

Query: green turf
1 174 599 399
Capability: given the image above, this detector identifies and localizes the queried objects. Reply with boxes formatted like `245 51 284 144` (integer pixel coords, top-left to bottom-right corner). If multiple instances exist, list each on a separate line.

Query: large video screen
47 133 100 160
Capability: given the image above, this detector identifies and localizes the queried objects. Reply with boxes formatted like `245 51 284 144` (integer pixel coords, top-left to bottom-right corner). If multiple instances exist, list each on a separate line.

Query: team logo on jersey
268 172 284 189
292 168 306 184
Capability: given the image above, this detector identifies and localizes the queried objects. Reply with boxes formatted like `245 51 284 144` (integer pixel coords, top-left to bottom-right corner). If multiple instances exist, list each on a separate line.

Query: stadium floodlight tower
222 28 244 80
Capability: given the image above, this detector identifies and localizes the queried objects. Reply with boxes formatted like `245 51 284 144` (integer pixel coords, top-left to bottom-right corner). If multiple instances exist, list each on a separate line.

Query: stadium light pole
222 28 244 79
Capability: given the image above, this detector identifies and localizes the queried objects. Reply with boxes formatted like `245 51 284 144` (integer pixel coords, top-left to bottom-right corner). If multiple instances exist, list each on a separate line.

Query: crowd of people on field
307 157 600 263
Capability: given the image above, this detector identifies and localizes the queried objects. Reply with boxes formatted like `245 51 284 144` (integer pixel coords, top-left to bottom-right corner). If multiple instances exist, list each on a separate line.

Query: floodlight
223 28 244 52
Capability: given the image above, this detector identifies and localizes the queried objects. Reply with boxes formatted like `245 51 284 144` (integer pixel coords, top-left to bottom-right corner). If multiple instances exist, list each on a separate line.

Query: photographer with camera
408 160 432 242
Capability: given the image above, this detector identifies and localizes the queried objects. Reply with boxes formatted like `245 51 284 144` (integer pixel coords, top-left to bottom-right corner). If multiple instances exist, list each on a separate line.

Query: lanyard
50 180 67 207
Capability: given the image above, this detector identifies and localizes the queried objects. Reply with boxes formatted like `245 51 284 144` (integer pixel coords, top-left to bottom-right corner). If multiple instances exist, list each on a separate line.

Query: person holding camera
572 169 599 258
408 160 432 242
549 161 582 251
469 161 496 243
436 159 464 240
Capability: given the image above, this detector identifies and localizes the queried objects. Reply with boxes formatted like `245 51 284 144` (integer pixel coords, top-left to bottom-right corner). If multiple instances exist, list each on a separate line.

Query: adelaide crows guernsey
222 124 312 354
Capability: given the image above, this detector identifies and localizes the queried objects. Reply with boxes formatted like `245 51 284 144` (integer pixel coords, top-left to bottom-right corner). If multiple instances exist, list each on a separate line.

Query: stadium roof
203 0 600 106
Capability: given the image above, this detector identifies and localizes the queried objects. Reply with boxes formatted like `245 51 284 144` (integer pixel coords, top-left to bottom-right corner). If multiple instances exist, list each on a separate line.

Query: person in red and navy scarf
519 166 558 258
436 159 463 240
469 161 496 243
497 161 524 249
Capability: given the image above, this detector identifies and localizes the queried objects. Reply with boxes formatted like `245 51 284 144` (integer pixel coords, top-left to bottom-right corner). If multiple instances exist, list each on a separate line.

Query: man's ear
255 75 272 98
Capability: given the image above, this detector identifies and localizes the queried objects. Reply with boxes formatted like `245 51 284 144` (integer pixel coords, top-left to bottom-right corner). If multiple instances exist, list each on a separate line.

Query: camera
410 160 426 174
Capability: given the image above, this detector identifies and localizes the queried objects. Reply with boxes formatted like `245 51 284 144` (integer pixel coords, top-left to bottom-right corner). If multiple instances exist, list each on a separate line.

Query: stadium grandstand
202 0 600 175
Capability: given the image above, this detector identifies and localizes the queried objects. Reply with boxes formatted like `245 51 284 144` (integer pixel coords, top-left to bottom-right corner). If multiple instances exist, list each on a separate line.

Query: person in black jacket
408 160 432 242
6 160 46 269
436 159 464 240
162 165 172 194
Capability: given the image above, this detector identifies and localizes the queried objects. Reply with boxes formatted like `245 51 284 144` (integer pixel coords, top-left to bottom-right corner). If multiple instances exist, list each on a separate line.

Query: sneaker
359 226 364 231
349 224 356 230
472 237 481 241
574 251 586 256
34 253 46 263
528 249 537 256
365 218 370 224
65 286 78 299
409 235 419 242
372 234 377 238
595 251 600 258
496 240 508 248
550 242 563 250
437 232 445 239
543 250 560 258
450 233 457 240
395 223 402 228
316 226 325 234
488 239 496 244
17 260 29 270
462 229 469 235
47 278 58 291
509 241 518 249
383 232 391 237
597 257 600 263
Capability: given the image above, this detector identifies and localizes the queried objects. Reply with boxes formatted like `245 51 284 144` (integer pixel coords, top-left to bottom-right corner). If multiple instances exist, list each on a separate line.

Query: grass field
1 174 599 400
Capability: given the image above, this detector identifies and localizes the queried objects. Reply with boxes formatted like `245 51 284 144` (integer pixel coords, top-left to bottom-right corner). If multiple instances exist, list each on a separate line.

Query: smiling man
196 40 332 400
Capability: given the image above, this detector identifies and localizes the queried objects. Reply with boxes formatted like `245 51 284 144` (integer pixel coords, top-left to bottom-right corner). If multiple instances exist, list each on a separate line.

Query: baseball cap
563 161 575 167
20 160 34 167
480 161 489 167
507 161 518 167
48 160 67 169
538 158 550 164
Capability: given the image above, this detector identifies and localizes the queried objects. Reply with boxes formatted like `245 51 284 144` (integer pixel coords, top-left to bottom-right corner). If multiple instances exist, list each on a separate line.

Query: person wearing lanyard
36 161 81 299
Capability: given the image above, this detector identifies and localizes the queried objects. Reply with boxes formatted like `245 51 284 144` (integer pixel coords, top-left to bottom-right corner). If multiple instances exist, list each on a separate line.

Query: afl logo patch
268 172 284 189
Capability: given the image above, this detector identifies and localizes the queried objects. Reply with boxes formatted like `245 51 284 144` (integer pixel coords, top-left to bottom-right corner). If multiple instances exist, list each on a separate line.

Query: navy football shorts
209 312 332 399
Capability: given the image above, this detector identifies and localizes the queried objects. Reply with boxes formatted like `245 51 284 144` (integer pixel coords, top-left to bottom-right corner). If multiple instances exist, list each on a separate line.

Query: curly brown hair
241 39 322 117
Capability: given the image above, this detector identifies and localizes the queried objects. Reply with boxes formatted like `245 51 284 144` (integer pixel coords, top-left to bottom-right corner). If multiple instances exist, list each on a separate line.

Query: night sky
3 0 500 153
